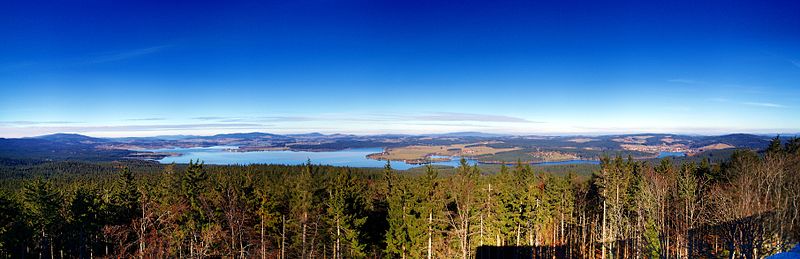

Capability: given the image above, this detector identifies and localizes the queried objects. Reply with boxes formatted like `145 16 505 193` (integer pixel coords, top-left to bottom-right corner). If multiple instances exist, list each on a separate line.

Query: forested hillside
0 137 797 258
0 133 777 165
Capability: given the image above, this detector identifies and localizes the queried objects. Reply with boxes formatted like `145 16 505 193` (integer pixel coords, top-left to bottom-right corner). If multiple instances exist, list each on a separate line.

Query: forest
0 137 797 258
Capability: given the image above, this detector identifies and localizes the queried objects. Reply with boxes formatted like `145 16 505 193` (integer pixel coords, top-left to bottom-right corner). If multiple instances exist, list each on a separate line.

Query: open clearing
367 143 520 162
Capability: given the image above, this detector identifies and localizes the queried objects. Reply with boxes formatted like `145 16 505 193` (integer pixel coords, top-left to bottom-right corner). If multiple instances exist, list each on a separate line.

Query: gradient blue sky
1 0 799 137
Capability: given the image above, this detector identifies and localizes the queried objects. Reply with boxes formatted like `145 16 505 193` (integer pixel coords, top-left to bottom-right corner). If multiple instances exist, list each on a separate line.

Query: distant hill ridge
0 132 787 164
33 133 108 143
18 132 790 141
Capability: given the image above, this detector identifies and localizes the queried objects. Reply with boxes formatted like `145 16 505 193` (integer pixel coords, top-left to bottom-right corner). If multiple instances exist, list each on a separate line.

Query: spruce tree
384 161 409 258
0 191 26 255
179 160 209 257
326 169 367 258
418 165 441 259
448 158 479 259
68 187 102 258
292 160 316 259
22 178 62 258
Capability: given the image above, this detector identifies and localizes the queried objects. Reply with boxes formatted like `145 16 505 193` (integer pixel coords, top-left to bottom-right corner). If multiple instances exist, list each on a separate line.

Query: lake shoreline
139 146 611 169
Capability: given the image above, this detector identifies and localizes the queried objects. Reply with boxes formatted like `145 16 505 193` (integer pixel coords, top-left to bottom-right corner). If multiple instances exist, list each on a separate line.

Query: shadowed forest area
0 137 797 258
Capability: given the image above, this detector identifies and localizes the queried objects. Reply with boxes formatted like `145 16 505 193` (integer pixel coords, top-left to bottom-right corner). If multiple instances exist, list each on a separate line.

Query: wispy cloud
663 106 691 112
0 123 272 138
258 116 317 122
404 112 538 123
763 51 800 70
0 120 83 126
742 102 786 108
1 45 170 73
1 112 541 137
126 117 166 121
669 79 766 95
81 45 169 64
2 123 266 133
790 59 800 70
191 116 314 123
570 125 797 135
668 79 704 85
190 113 539 124
708 98 787 108
0 61 38 72
406 122 494 128
192 116 229 121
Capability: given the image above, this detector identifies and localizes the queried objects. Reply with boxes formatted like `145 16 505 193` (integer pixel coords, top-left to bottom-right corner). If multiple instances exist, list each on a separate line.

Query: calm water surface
150 147 476 170
149 146 599 169
657 151 686 158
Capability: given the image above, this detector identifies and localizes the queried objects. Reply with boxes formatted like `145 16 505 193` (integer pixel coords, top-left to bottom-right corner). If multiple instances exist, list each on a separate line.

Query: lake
150 147 476 170
148 146 600 170
657 151 686 158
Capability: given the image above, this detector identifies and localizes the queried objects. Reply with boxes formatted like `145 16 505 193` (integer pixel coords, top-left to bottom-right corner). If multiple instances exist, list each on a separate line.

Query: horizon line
6 130 798 139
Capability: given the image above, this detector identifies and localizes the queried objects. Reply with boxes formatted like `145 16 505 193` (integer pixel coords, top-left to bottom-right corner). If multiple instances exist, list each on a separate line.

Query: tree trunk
261 217 265 259
336 217 340 259
480 214 484 247
602 199 607 259
302 212 307 259
428 211 432 259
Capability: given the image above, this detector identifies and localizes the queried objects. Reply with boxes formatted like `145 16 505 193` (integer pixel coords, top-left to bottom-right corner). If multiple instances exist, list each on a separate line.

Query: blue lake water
149 147 476 170
657 151 686 158
148 146 600 170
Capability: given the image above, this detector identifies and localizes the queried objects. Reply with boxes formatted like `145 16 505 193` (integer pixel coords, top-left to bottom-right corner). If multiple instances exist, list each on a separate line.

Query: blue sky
1 0 799 137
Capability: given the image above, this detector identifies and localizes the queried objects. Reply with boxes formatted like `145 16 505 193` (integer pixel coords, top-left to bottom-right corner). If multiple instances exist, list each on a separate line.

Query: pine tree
767 135 782 154
256 185 281 259
292 160 316 259
418 165 441 259
595 155 635 258
111 167 140 225
548 174 574 246
326 169 367 259
785 137 800 154
179 160 209 257
384 161 410 258
492 164 517 246
0 191 26 255
499 161 531 246
447 158 479 259
212 171 257 257
676 162 698 257
68 187 102 258
22 178 63 258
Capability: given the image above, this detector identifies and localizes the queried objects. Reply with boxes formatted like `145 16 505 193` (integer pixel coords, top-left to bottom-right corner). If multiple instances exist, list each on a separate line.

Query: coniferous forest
0 137 798 258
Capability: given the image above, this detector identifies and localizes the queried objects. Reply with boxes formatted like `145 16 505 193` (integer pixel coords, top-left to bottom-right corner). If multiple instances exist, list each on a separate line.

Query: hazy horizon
9 129 800 139
3 119 800 138
2 1 799 137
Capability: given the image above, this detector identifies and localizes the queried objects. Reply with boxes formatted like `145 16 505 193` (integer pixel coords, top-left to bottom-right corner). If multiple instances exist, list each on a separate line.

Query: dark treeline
0 137 798 258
